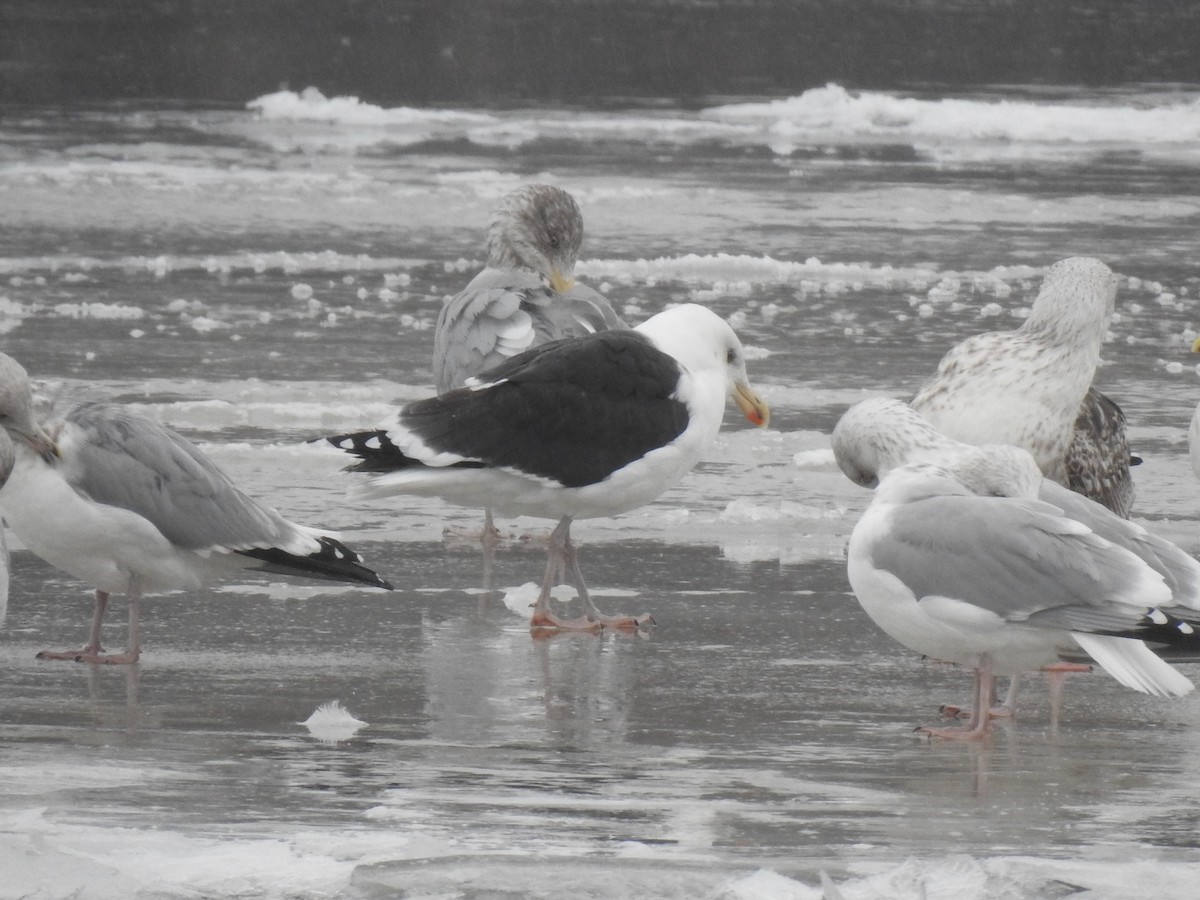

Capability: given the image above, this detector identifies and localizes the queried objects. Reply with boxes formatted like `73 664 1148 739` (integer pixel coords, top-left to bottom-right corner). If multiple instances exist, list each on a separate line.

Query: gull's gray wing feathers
60 402 304 553
432 269 625 393
871 490 1167 631
1039 478 1200 604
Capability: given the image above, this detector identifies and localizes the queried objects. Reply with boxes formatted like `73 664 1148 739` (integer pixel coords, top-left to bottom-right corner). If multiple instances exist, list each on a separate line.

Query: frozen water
2 84 1200 898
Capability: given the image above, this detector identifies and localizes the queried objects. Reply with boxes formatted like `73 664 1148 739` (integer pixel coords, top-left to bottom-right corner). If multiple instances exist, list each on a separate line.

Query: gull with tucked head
840 412 1200 738
0 352 392 664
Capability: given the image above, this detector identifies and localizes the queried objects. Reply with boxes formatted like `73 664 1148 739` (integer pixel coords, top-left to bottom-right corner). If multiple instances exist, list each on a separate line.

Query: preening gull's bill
431 183 626 548
911 257 1135 516
325 303 770 632
0 353 392 665
846 441 1198 740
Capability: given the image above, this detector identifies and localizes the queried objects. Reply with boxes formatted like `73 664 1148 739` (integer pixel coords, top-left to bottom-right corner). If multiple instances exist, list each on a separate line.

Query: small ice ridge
300 701 367 743
241 83 1200 163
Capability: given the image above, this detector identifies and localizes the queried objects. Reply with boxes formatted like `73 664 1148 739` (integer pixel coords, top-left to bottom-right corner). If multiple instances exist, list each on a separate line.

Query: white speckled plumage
910 257 1133 515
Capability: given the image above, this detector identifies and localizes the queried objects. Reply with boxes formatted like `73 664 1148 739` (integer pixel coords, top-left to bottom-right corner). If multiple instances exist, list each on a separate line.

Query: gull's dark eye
547 234 560 248
726 348 737 364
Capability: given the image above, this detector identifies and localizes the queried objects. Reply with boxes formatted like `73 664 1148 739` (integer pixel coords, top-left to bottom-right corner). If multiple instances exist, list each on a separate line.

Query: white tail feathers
1073 633 1195 698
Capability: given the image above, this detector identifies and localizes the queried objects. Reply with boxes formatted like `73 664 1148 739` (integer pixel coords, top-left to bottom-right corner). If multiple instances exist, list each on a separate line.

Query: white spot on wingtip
1180 622 1194 635
1149 608 1169 625
365 436 382 450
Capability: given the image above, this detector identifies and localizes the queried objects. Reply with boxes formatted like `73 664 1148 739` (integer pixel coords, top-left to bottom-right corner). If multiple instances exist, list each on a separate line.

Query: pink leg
37 588 141 665
1042 662 1089 733
940 673 1017 720
919 661 997 740
530 519 599 632
1043 661 1092 674
443 507 504 548
529 518 653 632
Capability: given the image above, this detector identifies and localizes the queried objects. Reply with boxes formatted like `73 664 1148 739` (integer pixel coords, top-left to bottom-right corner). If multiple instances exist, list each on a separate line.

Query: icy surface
2 86 1200 898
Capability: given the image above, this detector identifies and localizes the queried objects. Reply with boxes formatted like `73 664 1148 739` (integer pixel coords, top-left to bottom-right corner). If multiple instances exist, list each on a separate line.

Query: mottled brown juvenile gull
0 352 391 665
846 441 1198 739
910 257 1135 516
1066 387 1137 517
325 304 770 632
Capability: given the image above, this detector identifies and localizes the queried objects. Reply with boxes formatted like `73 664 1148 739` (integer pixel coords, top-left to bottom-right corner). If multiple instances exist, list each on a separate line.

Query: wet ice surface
3 85 1200 897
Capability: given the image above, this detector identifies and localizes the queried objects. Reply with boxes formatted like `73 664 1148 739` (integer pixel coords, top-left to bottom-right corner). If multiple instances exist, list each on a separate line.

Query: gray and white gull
0 353 391 664
836 399 1200 738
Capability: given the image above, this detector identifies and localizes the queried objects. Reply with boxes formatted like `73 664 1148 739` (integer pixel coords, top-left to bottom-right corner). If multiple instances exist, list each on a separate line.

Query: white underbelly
0 454 211 594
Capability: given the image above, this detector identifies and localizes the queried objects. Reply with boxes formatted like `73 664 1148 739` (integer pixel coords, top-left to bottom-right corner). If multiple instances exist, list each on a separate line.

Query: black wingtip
237 536 393 590
1099 606 1200 650
315 430 418 473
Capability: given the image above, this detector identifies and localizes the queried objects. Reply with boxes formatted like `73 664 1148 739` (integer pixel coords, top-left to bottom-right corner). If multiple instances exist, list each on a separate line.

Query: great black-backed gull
910 257 1135 516
326 303 770 631
0 353 391 665
431 184 625 547
846 441 1198 739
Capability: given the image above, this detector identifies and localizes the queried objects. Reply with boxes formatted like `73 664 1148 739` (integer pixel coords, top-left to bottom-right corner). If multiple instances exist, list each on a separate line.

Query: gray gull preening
432 183 624 394
834 397 1200 721
846 441 1198 740
0 352 392 665
834 398 1200 608
910 257 1136 516
431 184 625 548
325 302 770 631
